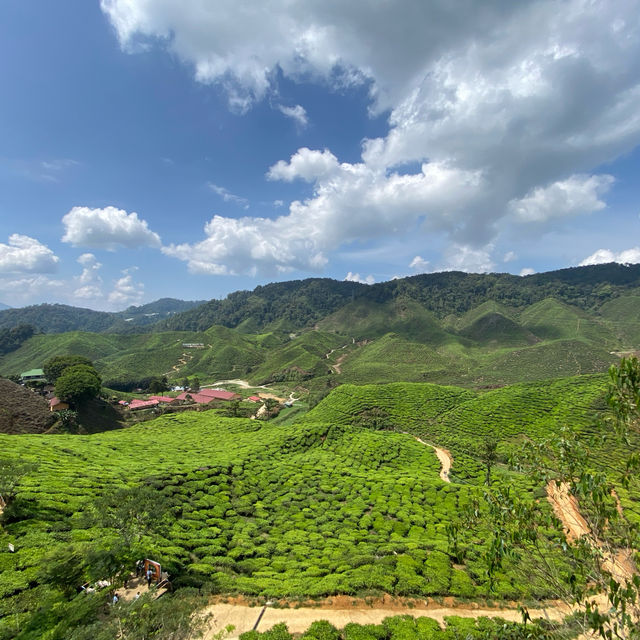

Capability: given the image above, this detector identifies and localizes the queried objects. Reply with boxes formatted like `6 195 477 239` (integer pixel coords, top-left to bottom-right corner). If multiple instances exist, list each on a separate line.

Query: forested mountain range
2 263 640 390
0 298 204 334
156 262 640 333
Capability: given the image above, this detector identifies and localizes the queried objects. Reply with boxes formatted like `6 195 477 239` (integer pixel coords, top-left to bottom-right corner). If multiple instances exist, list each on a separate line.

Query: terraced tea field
0 394 581 638
2 374 636 639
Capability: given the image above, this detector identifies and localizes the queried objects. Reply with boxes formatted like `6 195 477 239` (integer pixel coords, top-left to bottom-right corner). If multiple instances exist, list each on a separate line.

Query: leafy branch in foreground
484 358 640 638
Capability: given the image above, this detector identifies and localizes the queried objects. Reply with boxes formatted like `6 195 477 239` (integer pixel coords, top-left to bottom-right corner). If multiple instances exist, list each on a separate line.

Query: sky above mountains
1 0 640 310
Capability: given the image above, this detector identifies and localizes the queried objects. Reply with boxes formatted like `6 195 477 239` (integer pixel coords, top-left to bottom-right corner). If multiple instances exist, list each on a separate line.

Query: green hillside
0 332 124 375
318 298 454 345
0 408 573 637
599 295 640 347
156 262 640 333
305 376 620 478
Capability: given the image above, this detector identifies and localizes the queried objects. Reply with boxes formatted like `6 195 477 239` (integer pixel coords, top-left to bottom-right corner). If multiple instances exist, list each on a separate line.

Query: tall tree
44 355 93 383
55 364 102 406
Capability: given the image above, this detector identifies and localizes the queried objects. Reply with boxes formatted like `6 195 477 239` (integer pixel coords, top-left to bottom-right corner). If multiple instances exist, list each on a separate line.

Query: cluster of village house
19 368 264 413
121 388 264 411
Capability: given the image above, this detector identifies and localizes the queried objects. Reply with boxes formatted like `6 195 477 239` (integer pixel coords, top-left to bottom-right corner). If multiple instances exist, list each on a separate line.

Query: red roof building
197 389 241 401
148 395 175 403
49 397 69 412
247 396 262 402
129 398 159 411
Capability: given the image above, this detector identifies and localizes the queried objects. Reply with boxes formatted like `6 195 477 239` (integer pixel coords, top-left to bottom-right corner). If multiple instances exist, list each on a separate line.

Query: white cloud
0 234 60 274
0 275 64 306
438 244 495 273
278 104 309 127
520 267 536 276
579 248 640 266
510 174 614 223
62 206 161 250
165 159 483 275
107 269 145 308
73 253 104 300
208 183 249 208
409 256 430 271
503 251 517 263
102 0 640 273
344 271 375 285
267 148 339 182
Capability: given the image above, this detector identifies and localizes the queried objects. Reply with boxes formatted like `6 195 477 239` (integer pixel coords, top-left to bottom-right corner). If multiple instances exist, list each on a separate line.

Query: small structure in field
20 369 46 384
49 396 69 412
129 398 160 411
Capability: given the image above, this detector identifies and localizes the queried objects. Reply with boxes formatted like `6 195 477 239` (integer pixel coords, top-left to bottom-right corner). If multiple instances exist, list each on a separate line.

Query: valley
1 266 640 639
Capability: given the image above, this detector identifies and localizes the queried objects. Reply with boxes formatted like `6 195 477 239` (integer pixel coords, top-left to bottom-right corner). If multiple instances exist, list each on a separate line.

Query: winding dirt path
202 597 572 639
164 352 194 377
401 432 452 483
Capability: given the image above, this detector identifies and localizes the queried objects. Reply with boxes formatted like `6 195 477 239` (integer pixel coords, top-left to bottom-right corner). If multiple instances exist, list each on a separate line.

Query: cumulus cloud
165 158 483 275
439 244 495 274
579 248 640 266
208 183 249 208
510 174 614 223
0 234 60 274
102 0 640 274
409 256 430 271
520 267 536 276
107 268 145 307
0 275 64 306
503 251 517 263
267 148 339 182
344 271 375 285
73 253 104 300
278 104 309 127
62 206 161 250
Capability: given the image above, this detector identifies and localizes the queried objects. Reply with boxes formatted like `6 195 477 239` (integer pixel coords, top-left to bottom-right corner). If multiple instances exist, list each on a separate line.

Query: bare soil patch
0 378 55 434
546 481 637 584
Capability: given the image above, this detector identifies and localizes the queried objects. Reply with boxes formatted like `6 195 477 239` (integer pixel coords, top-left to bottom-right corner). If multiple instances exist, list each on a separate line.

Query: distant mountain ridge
0 298 205 334
1 263 639 335
157 262 640 333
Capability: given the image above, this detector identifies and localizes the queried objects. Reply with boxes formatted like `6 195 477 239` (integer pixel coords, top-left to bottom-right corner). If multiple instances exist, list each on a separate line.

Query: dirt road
206 379 268 389
402 433 452 483
202 598 571 639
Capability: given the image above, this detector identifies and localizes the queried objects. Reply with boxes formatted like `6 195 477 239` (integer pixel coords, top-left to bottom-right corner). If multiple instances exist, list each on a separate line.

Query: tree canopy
54 364 102 405
44 355 94 383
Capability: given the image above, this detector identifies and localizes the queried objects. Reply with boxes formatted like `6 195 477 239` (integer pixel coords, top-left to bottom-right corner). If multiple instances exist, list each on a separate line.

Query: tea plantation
0 376 632 640
1 375 616 638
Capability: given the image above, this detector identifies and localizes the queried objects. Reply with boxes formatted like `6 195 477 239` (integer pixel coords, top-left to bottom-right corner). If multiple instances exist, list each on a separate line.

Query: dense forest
1 264 638 335
157 263 640 332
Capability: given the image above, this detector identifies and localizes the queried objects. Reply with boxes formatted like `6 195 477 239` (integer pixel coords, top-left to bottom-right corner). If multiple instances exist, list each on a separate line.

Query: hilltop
0 263 639 336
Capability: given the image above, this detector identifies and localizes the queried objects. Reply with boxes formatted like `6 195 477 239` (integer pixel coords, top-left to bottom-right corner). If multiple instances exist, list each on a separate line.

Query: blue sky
1 0 640 310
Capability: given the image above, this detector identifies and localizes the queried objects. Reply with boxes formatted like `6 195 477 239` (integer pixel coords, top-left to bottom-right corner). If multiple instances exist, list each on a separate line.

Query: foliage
148 376 170 393
0 325 35 357
55 409 79 431
239 614 563 640
44 355 93 383
54 364 102 405
0 458 36 507
40 547 85 596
